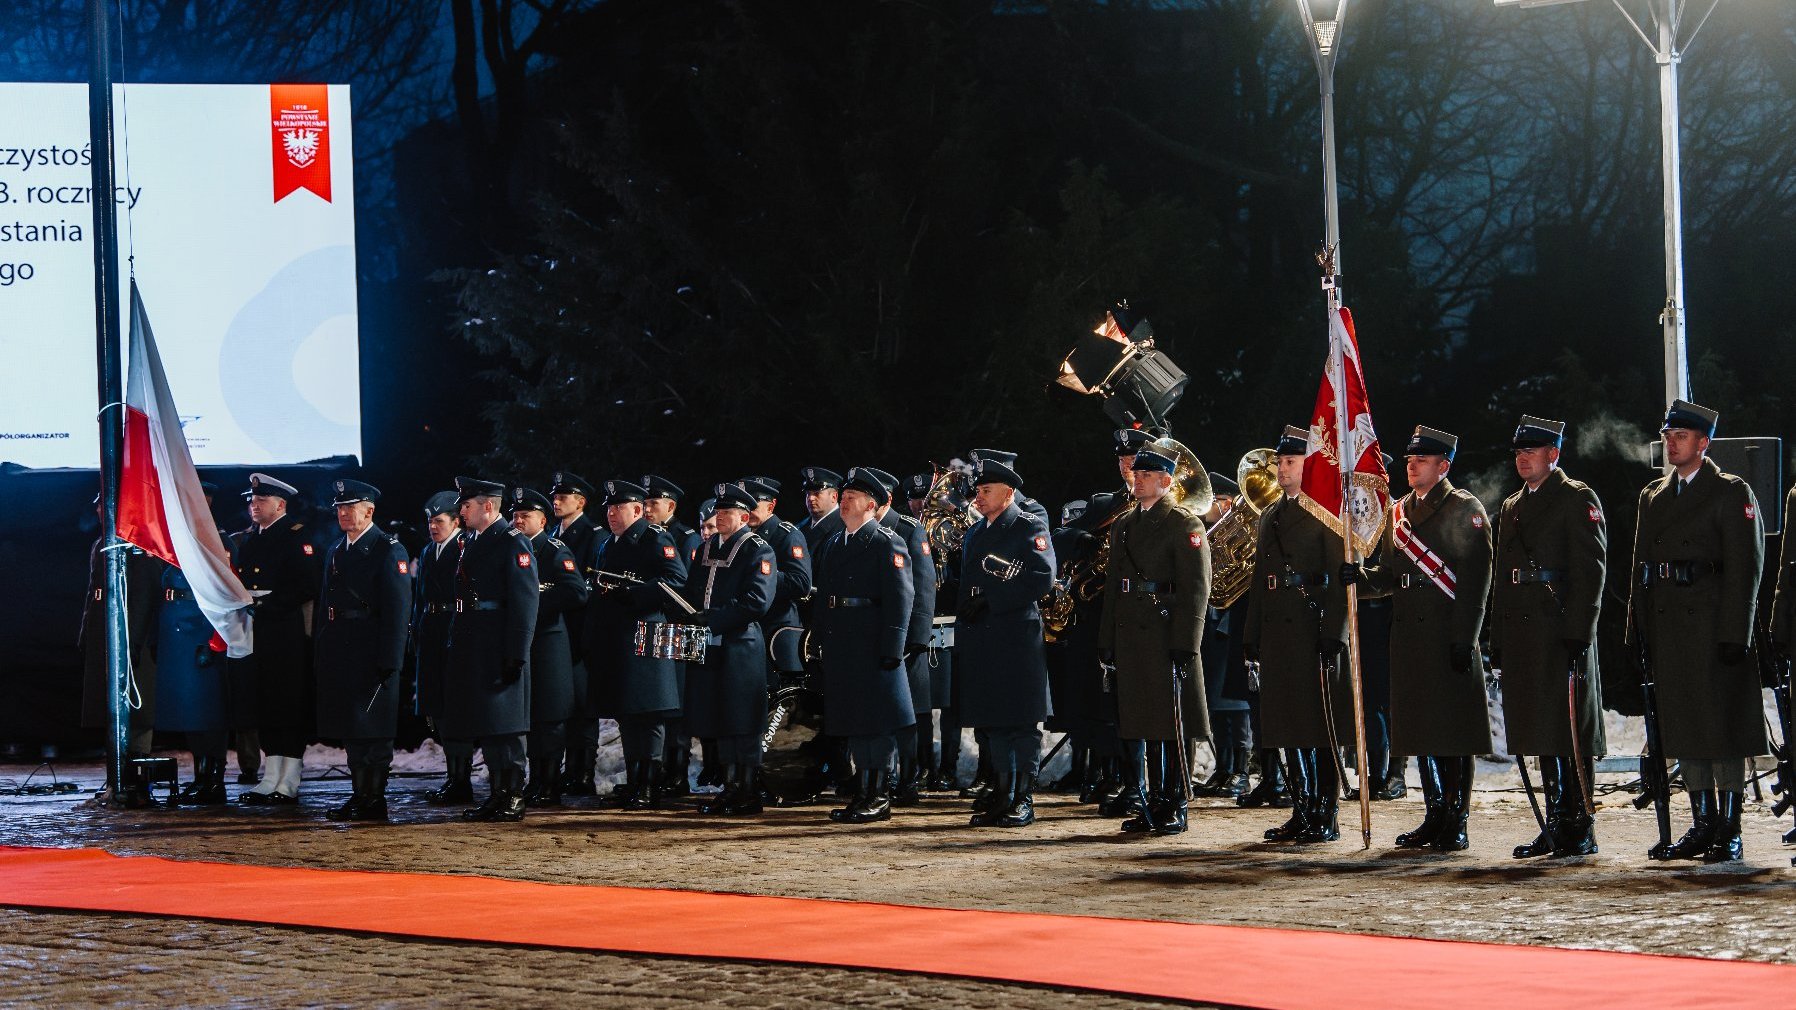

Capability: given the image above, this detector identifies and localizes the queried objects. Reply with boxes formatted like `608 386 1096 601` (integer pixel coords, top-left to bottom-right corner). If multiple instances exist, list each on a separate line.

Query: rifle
1756 615 1796 846
1632 604 1674 860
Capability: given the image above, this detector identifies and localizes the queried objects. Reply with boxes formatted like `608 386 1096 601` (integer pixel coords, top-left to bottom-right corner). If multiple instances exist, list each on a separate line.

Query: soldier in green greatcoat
1627 400 1765 863
1490 416 1607 859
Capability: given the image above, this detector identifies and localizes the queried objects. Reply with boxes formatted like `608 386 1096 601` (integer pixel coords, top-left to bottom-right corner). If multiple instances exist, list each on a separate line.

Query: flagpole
1296 0 1372 849
87 0 130 804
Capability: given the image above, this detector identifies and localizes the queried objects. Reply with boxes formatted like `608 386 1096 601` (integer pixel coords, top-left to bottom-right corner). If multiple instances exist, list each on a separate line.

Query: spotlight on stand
1054 303 1188 431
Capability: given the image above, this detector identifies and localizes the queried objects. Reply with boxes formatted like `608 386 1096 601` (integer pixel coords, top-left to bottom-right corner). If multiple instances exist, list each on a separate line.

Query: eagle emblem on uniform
282 127 321 168
606 481 615 495
335 480 344 493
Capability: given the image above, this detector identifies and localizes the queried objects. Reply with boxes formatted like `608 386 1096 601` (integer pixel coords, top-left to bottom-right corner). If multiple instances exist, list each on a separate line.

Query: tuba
919 467 978 588
1150 435 1214 515
1207 448 1282 608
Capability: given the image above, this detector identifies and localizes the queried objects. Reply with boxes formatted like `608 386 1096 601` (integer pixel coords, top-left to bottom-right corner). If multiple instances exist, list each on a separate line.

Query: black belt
1508 569 1562 584
1266 572 1329 590
326 606 371 622
827 596 878 608
423 602 454 614
164 588 191 602
455 600 504 612
1119 579 1174 594
1636 560 1719 587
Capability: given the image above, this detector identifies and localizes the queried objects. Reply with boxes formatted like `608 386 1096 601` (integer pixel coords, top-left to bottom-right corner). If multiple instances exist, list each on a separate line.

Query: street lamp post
1497 0 1722 410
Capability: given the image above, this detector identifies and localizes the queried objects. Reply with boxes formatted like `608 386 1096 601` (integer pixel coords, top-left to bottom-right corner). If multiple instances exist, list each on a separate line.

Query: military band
76 398 1796 867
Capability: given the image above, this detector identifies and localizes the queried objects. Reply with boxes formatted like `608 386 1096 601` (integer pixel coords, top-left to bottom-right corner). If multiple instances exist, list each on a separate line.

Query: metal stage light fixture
1054 305 1189 431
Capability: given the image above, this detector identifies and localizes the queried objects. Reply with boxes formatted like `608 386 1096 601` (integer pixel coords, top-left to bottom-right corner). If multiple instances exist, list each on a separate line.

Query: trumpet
981 552 1022 581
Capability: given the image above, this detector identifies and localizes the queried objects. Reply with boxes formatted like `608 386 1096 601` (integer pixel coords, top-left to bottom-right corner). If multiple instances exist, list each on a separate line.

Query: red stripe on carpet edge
0 845 1788 1010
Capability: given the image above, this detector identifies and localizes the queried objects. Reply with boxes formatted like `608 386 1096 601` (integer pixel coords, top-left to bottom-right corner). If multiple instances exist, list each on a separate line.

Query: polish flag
115 282 254 656
1298 306 1390 558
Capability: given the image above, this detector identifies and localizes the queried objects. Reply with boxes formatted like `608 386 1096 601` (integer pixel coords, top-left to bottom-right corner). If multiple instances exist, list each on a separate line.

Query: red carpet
0 844 1790 1009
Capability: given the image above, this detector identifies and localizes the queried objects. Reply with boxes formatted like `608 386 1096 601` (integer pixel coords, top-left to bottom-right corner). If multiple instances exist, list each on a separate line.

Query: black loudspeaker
1648 436 1784 535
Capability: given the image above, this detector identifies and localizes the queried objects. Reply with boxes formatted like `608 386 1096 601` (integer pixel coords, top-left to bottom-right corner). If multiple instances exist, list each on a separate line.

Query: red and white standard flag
115 282 254 656
1298 306 1390 557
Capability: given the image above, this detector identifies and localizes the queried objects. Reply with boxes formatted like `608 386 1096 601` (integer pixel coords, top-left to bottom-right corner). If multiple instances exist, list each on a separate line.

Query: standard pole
1655 0 1690 407
1316 48 1373 851
86 0 129 803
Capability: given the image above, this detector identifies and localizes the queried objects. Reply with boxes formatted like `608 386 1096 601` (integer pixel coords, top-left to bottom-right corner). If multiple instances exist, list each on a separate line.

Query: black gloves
1243 643 1259 664
374 666 397 689
1562 638 1589 659
879 656 902 671
957 594 990 625
1717 641 1747 666
1338 562 1364 587
1319 639 1346 663
688 609 712 628
1170 649 1196 680
1099 648 1116 665
904 643 927 660
493 659 525 688
1449 644 1474 674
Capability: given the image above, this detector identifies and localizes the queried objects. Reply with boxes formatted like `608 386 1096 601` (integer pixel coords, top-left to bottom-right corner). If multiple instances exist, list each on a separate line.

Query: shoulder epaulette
289 522 305 532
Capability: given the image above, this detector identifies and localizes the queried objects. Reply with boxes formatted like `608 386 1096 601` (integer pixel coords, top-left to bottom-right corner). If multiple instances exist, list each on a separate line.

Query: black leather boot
698 764 738 815
599 761 640 809
893 754 923 808
1239 749 1291 809
525 757 562 808
847 771 894 824
352 767 390 822
627 761 663 810
180 755 228 805
1660 788 1716 860
959 753 995 800
488 768 527 822
1702 791 1743 863
1430 757 1471 852
1513 757 1560 859
969 772 1011 827
562 745 597 796
1264 749 1312 841
831 769 871 823
1295 750 1341 843
1549 756 1597 857
1119 745 1157 834
1395 756 1444 849
1378 756 1409 801
1155 788 1189 836
996 774 1036 828
727 765 765 815
663 744 691 798
462 774 503 821
426 753 474 806
1050 747 1087 793
1078 753 1107 804
328 767 369 821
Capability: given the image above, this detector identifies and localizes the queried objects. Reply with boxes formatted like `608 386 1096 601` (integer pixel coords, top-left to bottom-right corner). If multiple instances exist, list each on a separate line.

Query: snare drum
633 620 709 663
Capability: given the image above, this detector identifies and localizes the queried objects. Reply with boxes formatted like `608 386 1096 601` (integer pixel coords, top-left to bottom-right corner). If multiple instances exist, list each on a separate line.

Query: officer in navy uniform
814 468 916 823
680 482 778 815
1627 400 1765 863
586 479 688 808
864 467 937 804
798 467 847 556
510 487 588 807
1194 471 1255 799
312 480 413 821
155 481 231 805
740 477 814 694
233 473 322 807
547 470 605 797
413 491 471 804
956 458 1057 828
79 497 165 807
967 449 1051 526
643 473 701 792
906 470 959 790
443 477 541 823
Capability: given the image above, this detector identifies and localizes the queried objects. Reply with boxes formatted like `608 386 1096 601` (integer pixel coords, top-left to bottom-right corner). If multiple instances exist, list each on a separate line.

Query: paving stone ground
3 753 1794 1008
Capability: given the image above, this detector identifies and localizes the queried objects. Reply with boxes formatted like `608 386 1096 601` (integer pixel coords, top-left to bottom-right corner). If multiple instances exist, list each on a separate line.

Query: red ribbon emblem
271 84 332 203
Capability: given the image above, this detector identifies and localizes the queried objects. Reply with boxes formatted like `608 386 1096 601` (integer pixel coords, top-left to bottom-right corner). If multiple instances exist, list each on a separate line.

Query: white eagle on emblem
282 128 320 168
